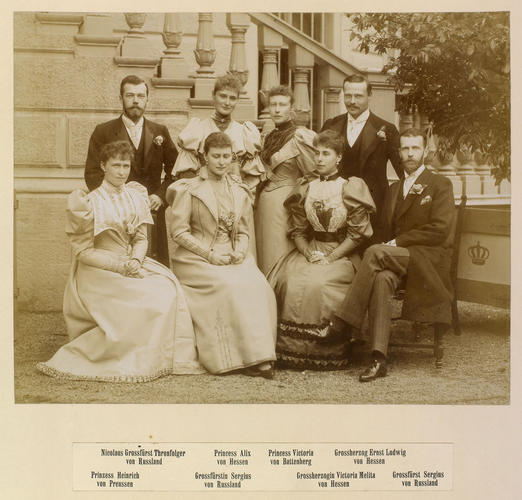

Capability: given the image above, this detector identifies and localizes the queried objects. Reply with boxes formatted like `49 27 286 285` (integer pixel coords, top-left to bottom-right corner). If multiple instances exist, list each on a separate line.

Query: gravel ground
14 301 509 405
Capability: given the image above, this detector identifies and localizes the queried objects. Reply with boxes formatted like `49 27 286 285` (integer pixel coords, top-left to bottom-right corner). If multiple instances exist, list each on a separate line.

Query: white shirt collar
403 164 426 197
347 108 370 125
122 114 144 129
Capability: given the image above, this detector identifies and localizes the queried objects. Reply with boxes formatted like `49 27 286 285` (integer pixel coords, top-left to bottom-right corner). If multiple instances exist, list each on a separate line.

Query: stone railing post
115 12 158 67
258 26 283 120
474 152 497 195
226 13 250 95
194 13 216 75
317 65 345 124
151 13 193 94
289 44 314 127
292 68 312 127
323 87 342 122
189 13 216 102
437 152 463 197
157 13 187 79
456 146 481 197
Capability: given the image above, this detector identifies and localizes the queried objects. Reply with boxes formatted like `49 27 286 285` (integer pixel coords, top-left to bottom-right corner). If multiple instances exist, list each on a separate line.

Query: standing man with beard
84 75 177 266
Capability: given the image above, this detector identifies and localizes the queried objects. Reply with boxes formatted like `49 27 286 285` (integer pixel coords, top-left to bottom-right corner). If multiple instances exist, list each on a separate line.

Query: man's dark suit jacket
379 168 456 324
321 111 402 220
85 116 177 202
84 116 178 266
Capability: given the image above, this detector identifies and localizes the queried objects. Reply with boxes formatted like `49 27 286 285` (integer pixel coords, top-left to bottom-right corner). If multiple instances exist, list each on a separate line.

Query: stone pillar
191 13 216 101
258 26 283 120
115 13 159 67
474 152 498 195
194 13 216 75
289 45 314 127
74 14 121 56
437 152 463 197
151 14 193 99
226 13 250 95
317 65 345 124
456 147 481 197
323 87 342 121
156 13 188 79
292 68 312 127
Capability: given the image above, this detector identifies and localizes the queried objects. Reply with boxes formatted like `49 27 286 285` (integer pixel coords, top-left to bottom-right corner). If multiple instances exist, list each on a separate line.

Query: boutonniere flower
376 126 387 142
410 183 426 195
420 194 432 205
153 135 164 146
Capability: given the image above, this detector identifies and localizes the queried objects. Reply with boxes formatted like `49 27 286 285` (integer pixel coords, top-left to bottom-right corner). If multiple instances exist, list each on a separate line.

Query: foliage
348 12 510 182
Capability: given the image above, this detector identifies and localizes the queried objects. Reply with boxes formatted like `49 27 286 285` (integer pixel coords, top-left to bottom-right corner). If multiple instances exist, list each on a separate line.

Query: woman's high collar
275 119 294 131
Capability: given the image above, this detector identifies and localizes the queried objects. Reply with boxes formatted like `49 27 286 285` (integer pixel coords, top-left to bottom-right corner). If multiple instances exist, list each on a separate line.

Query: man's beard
124 105 145 121
402 158 423 174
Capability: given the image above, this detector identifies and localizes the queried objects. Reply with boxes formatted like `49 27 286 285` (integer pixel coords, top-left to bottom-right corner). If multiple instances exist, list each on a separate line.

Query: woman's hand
209 251 232 266
124 258 144 278
305 248 328 264
229 250 245 265
148 194 163 211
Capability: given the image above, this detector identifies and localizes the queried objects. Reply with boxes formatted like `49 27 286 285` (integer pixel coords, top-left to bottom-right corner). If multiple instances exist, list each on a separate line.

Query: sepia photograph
13 10 510 405
4 2 520 498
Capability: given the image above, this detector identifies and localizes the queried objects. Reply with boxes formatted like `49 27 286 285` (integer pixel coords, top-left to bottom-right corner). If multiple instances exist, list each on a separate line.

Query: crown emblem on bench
467 241 489 265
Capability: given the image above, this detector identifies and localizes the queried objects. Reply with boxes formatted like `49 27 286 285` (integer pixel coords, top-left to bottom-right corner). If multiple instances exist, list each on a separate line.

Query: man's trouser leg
334 244 409 339
368 269 403 356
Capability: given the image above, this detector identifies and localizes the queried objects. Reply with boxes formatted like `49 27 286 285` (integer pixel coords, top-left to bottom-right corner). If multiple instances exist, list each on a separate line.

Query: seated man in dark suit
84 75 177 266
329 128 455 381
321 74 402 242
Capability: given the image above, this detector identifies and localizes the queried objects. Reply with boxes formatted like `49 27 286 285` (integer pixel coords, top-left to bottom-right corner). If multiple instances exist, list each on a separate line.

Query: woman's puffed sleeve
293 128 317 177
66 190 125 274
173 118 204 176
240 121 266 189
342 177 376 243
65 189 95 256
126 181 150 200
167 180 211 260
284 178 311 240
126 182 153 220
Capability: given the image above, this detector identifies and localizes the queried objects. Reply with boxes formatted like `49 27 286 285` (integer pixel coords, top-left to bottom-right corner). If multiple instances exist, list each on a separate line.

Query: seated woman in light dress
255 85 317 275
173 74 263 257
37 141 203 382
167 132 277 379
268 130 376 370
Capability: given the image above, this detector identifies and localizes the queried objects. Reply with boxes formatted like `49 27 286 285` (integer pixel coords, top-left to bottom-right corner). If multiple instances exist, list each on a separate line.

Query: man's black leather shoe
359 359 387 382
